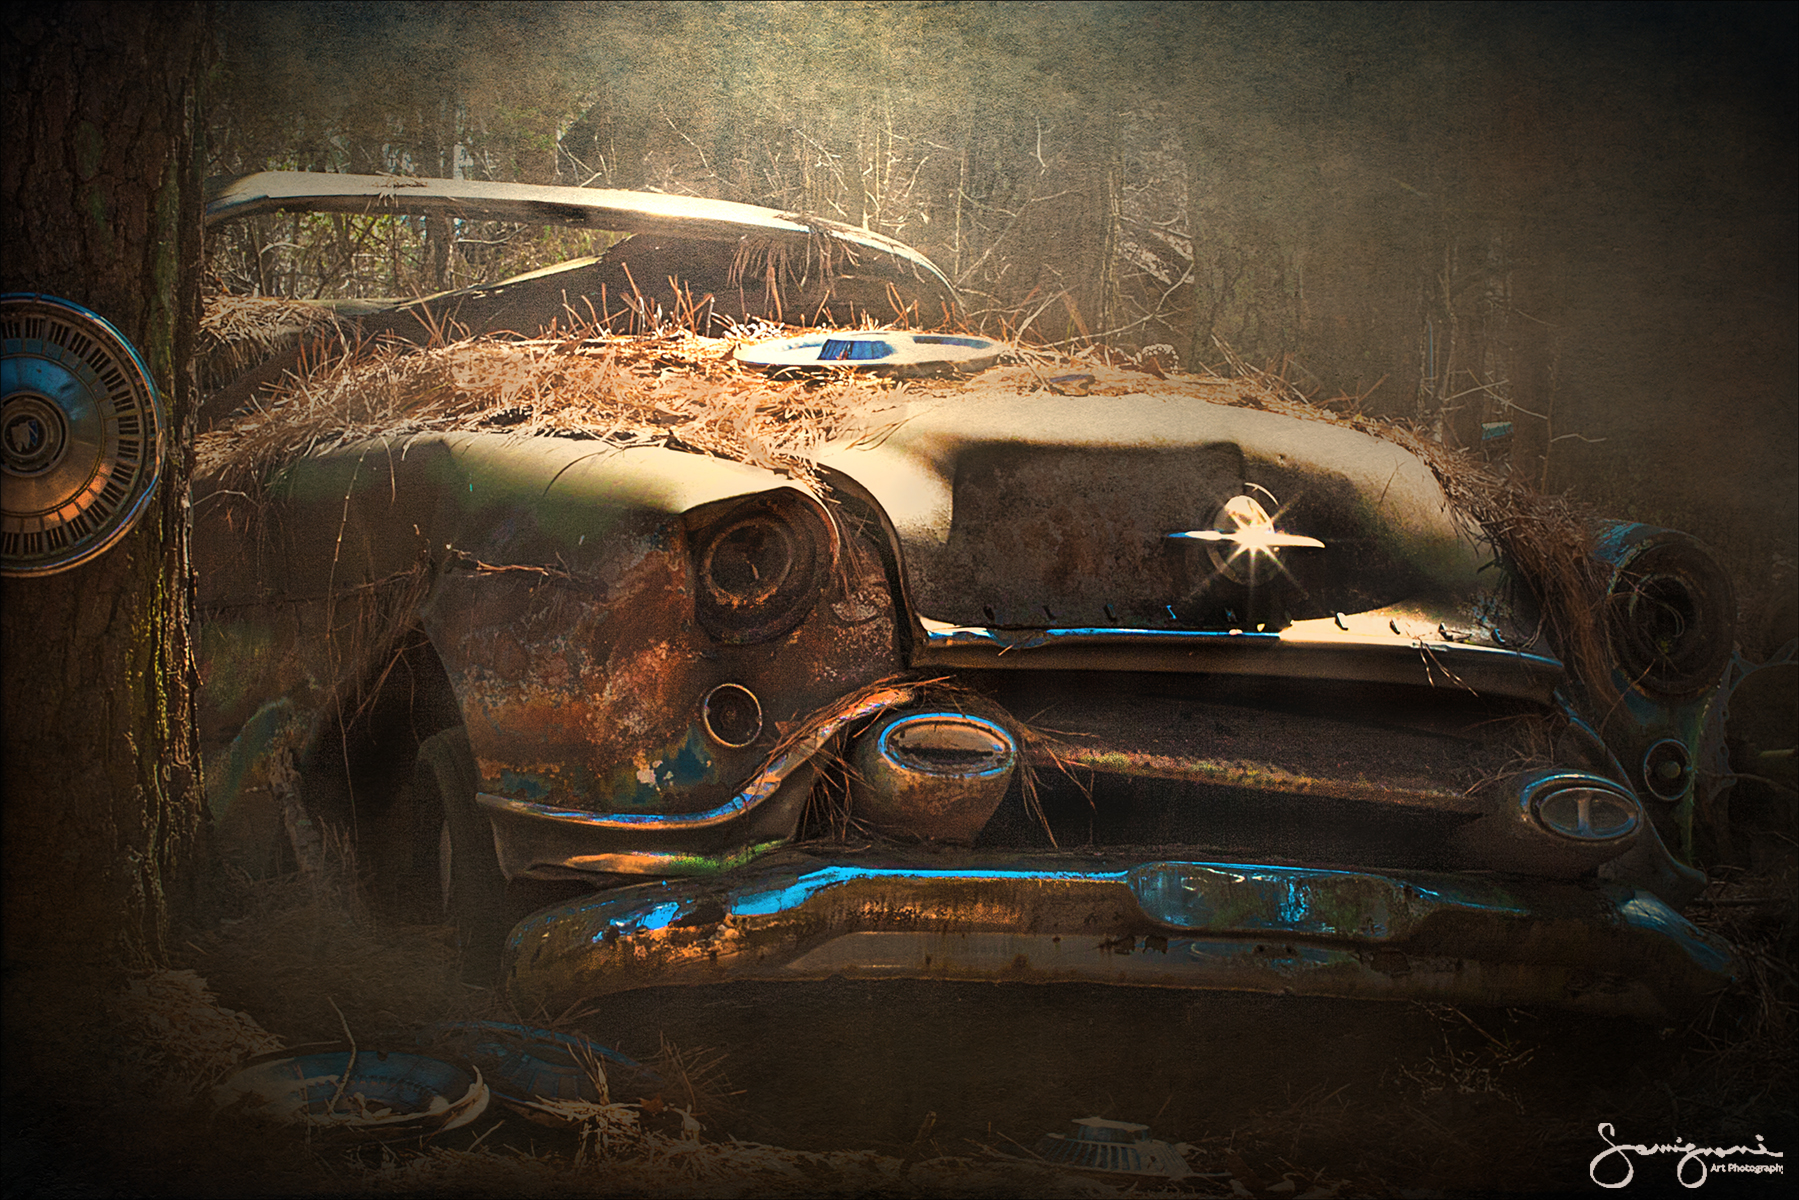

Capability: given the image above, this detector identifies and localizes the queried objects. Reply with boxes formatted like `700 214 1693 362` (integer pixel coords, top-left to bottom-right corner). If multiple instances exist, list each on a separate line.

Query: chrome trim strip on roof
203 171 956 298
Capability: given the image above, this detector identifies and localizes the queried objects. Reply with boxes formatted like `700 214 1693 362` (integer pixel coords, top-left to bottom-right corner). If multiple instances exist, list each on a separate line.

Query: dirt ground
2 835 1793 1200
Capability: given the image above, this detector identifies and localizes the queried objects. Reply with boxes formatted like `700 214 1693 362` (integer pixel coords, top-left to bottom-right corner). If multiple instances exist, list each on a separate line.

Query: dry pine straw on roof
198 293 345 392
201 293 342 349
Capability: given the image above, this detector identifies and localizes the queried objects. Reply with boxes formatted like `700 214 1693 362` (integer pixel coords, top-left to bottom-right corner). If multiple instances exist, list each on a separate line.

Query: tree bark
1 2 207 981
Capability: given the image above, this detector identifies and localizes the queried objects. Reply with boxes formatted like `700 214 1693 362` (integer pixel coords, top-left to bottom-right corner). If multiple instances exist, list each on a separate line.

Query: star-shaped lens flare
1166 492 1323 588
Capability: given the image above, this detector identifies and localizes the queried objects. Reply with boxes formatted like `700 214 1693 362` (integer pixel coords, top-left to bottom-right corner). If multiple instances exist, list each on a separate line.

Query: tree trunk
1 3 207 983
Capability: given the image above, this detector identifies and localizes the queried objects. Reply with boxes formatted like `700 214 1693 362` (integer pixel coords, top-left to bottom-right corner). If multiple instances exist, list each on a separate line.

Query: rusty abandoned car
185 172 1743 1022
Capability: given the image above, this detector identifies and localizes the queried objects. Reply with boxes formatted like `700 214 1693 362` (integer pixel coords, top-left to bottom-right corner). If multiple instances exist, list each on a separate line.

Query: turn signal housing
848 705 1018 844
1524 771 1642 842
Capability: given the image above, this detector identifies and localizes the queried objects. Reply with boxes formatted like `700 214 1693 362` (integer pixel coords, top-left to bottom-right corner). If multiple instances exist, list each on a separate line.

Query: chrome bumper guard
503 853 1736 1021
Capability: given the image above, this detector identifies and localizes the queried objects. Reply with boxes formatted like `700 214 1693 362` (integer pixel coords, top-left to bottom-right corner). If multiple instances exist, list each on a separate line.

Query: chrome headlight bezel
1520 770 1643 842
1600 527 1736 699
689 490 836 645
876 710 1017 779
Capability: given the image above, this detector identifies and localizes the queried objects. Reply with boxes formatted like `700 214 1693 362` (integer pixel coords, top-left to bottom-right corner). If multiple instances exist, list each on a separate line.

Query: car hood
820 387 1551 694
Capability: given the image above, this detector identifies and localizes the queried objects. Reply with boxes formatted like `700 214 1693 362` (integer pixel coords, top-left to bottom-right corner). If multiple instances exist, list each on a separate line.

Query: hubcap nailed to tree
1 294 166 576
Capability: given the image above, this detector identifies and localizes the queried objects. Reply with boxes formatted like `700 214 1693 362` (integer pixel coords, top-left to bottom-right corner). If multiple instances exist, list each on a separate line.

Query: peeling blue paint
1612 887 1735 976
498 770 552 802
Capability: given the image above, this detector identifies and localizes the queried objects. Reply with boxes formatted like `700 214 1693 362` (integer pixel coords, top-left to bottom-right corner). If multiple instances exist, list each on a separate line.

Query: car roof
203 171 958 313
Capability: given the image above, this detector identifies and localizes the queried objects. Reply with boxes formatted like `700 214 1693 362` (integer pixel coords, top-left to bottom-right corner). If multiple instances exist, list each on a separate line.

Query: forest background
0 6 1786 1192
207 0 1796 616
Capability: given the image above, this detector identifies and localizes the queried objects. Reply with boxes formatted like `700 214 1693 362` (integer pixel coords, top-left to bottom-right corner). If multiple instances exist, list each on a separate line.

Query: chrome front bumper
502 852 1736 1022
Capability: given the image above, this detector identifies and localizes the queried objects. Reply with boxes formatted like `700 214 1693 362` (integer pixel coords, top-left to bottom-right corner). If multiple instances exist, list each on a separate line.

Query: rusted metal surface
193 432 904 838
819 394 1511 637
478 684 917 879
188 198 1745 1012
848 705 1018 844
503 852 1736 1021
996 679 1520 808
190 418 1717 909
190 390 1734 936
1044 745 1481 810
430 510 900 825
917 621 1563 703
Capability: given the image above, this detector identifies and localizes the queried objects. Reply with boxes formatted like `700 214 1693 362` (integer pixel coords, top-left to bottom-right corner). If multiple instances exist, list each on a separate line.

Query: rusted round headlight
1604 530 1735 697
692 492 832 644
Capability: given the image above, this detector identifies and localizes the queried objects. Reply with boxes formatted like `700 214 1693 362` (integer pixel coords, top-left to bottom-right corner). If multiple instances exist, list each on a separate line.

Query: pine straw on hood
195 318 904 495
1385 425 1617 712
197 302 1614 704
